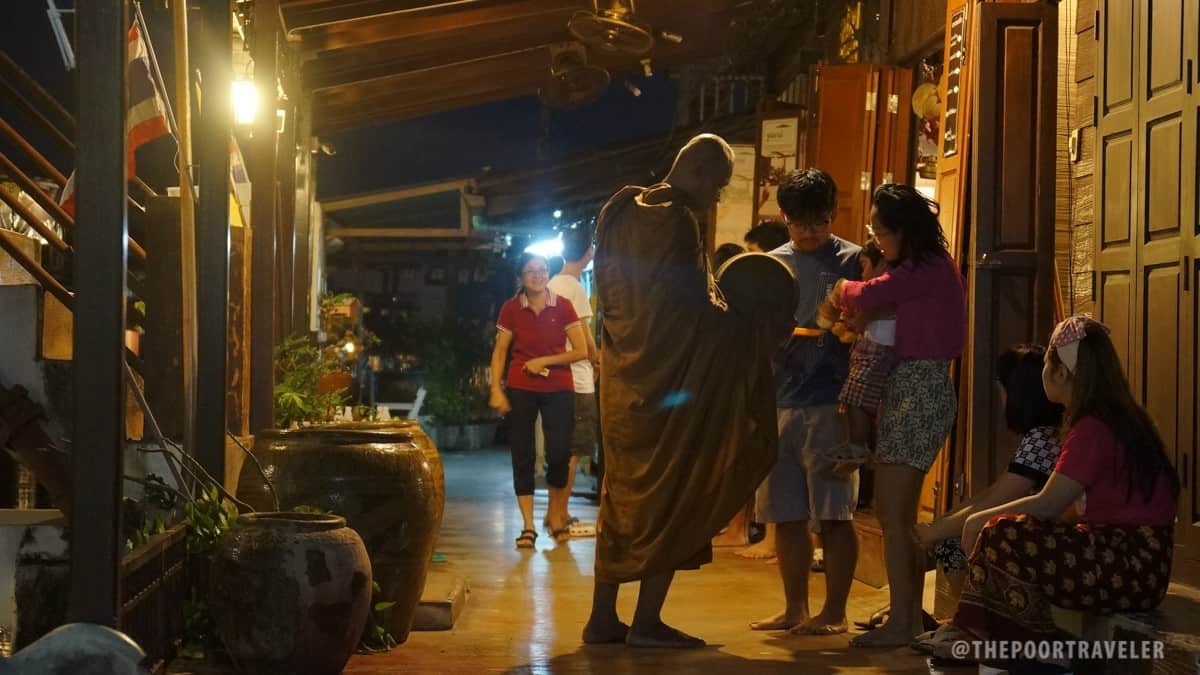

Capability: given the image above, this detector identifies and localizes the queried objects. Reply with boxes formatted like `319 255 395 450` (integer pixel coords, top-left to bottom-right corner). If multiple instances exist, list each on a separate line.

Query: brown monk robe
583 134 789 649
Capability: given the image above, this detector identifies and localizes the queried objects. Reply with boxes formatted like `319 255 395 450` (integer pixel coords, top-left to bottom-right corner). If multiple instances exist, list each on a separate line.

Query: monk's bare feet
789 613 848 636
626 621 705 649
849 620 918 648
734 541 777 560
582 616 630 644
749 610 808 631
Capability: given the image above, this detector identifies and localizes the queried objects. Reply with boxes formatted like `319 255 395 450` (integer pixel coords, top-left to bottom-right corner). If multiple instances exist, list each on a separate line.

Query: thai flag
59 22 170 216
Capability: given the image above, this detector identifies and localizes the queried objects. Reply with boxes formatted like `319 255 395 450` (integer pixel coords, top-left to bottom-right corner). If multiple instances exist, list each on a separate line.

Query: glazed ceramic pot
237 422 445 643
209 512 371 675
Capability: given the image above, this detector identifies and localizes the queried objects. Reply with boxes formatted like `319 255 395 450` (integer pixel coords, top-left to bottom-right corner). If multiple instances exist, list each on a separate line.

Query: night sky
2 1 682 203
317 73 680 200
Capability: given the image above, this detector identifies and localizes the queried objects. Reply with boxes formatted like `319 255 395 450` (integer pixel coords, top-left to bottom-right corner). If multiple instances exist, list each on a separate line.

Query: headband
1049 315 1107 373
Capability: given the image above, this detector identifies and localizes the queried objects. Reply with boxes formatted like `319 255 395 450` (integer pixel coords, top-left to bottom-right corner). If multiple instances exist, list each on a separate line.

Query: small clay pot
238 422 445 643
210 512 371 675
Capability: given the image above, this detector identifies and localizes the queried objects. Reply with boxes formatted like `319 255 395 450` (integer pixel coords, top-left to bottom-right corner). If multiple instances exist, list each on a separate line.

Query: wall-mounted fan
568 0 655 57
540 42 611 110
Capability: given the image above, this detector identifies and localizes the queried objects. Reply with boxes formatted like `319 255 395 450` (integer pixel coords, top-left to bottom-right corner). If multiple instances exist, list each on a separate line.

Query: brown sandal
515 529 538 549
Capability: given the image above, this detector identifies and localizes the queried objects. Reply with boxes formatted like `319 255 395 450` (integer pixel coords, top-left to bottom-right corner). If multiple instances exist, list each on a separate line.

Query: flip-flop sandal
927 655 978 668
855 609 939 632
548 525 571 543
854 607 889 630
790 622 848 636
568 521 595 537
914 624 972 654
515 529 538 549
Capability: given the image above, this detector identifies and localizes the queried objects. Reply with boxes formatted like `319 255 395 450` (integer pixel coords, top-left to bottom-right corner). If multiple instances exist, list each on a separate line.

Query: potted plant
273 334 348 429
235 316 446 646
414 318 498 450
317 293 380 398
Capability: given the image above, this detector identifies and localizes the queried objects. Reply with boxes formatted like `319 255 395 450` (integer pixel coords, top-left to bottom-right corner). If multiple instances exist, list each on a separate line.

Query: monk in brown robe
583 134 785 648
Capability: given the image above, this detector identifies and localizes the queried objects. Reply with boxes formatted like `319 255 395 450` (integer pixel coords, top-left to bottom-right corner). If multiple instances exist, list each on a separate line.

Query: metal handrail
0 183 71 253
0 229 72 307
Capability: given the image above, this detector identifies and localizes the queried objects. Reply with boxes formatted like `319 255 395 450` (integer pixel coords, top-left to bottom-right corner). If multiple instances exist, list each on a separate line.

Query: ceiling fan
568 0 657 57
539 42 612 110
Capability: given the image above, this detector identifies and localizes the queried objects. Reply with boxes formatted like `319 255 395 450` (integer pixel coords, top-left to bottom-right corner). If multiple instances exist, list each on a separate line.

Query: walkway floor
341 448 964 674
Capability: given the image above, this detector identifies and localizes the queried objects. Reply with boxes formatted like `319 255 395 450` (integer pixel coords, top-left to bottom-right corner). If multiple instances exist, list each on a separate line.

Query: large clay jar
209 512 371 675
238 422 445 643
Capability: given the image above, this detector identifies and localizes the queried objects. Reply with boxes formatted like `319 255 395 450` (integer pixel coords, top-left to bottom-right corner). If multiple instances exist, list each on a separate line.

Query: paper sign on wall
761 117 800 158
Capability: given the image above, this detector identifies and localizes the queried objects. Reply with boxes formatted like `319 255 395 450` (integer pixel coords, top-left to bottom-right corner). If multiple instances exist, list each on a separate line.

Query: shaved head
665 133 735 212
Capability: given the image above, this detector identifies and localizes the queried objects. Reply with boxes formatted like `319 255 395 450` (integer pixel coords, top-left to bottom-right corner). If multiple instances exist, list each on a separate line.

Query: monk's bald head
664 134 735 212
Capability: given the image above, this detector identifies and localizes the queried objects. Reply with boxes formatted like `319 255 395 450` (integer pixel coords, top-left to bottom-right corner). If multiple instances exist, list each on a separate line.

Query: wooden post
70 0 127 627
275 100 298 342
195 0 231 479
174 0 199 454
249 0 279 433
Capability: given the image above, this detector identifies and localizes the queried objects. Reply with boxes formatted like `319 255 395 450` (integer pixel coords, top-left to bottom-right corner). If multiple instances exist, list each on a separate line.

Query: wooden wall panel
809 64 877 244
1070 0 1097 317
227 227 252 437
142 196 184 440
1142 264 1181 460
1099 271 1131 366
966 1 1058 494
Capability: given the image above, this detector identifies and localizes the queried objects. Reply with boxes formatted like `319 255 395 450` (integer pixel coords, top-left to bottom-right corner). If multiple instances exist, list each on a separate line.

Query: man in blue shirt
750 169 862 635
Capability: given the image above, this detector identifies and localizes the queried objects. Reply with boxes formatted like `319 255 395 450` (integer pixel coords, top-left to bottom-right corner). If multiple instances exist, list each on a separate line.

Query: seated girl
912 344 1064 650
938 316 1179 671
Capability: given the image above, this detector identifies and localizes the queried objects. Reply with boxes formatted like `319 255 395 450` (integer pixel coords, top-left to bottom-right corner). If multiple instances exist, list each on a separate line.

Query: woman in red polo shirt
489 252 589 549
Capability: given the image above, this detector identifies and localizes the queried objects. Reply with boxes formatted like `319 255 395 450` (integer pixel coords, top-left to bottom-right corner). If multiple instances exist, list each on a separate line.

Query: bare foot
790 613 848 635
626 621 706 649
749 610 808 631
735 541 778 560
849 620 919 648
583 616 630 644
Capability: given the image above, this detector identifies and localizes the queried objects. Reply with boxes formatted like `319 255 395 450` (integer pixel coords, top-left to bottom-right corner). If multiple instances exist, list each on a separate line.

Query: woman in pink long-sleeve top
835 184 966 647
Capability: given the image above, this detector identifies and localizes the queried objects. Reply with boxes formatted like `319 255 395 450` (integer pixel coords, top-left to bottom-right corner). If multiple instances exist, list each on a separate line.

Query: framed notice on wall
755 113 804 223
761 118 800 158
942 7 967 157
713 144 757 249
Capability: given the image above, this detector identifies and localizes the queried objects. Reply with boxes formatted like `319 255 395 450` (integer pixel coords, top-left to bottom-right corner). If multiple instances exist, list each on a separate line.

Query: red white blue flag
59 22 170 216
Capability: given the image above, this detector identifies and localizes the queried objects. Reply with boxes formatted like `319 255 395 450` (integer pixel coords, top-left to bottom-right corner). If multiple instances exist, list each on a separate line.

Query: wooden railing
118 523 188 675
0 50 150 367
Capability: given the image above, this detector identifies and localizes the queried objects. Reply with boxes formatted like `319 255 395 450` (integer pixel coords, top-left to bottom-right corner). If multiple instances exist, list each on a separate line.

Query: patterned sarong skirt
953 514 1173 642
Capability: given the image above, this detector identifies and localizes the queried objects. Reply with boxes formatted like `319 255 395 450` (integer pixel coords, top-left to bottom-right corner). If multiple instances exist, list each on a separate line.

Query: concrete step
1053 582 1200 675
411 565 468 632
853 511 887 589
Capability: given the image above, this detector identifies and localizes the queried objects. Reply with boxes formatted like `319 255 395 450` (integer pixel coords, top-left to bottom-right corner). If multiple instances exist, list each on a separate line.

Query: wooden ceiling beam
282 0 506 34
314 82 542 134
308 4 737 133
295 0 584 54
314 45 547 106
302 14 569 91
303 3 729 91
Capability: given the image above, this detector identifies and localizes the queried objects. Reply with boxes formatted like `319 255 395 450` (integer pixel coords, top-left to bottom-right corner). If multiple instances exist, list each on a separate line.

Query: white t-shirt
547 273 595 393
865 317 896 346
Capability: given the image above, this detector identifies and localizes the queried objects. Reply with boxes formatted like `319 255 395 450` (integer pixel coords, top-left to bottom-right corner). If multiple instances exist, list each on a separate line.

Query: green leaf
374 601 395 612
372 581 382 594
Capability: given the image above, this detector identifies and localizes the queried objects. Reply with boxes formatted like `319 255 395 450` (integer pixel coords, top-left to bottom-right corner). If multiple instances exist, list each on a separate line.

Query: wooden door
1094 0 1138 368
1182 0 1200 589
965 2 1059 493
935 0 973 258
1096 0 1200 585
809 64 878 244
1132 0 1199 584
872 67 914 189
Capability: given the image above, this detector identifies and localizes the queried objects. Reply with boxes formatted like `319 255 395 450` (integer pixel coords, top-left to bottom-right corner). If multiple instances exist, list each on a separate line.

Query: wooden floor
339 448 962 675
173 448 967 674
